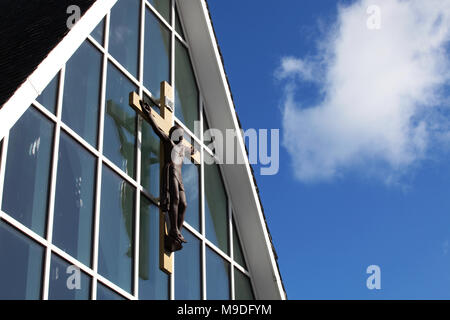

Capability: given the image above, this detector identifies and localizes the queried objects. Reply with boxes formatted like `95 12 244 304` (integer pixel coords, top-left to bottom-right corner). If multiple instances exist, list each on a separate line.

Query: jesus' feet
169 229 187 244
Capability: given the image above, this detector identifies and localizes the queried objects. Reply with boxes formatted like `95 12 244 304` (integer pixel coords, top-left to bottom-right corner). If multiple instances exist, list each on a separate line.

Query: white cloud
278 0 450 183
275 57 316 82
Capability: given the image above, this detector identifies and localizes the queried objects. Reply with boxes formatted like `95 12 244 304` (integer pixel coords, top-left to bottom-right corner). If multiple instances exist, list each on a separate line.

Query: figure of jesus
141 100 194 251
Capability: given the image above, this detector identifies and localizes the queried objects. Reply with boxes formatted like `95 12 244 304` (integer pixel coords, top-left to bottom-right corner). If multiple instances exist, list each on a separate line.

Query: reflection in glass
204 157 228 254
148 0 171 23
53 132 96 266
2 106 53 236
144 8 170 97
175 230 201 299
206 247 230 300
36 73 59 114
62 40 101 147
203 111 211 142
97 282 126 300
48 254 91 300
98 165 135 293
139 196 169 299
104 62 137 178
182 162 200 231
109 0 140 77
91 18 105 45
175 6 185 39
233 219 247 269
175 40 199 135
141 97 160 197
234 269 255 300
203 112 216 153
0 221 44 299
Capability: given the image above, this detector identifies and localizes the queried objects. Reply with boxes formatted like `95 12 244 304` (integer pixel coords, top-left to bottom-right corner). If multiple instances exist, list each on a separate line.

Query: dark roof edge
204 0 287 299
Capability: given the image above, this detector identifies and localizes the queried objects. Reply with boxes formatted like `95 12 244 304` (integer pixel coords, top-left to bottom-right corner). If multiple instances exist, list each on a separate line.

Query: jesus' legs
177 189 187 241
168 175 181 240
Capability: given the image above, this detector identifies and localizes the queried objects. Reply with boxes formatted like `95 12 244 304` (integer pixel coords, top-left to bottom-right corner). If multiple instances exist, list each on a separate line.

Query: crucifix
129 81 200 274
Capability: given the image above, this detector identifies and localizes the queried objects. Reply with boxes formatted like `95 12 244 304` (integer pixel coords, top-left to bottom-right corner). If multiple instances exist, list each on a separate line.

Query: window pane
36 72 59 114
148 0 171 23
98 165 135 293
175 40 199 135
53 132 96 266
175 6 185 39
91 18 105 45
62 40 101 147
0 222 44 299
204 157 229 254
233 219 247 269
2 106 53 236
175 230 201 299
48 254 91 300
144 9 170 97
203 111 215 147
97 282 126 300
206 247 230 300
182 162 200 231
141 97 160 197
104 62 137 178
234 269 255 300
109 0 140 78
139 196 169 300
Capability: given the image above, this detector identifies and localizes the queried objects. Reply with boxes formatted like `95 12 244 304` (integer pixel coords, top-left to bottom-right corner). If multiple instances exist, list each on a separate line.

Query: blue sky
208 0 450 299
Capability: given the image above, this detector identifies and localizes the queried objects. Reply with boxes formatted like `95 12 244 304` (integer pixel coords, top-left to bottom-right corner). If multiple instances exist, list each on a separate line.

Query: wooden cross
129 81 199 275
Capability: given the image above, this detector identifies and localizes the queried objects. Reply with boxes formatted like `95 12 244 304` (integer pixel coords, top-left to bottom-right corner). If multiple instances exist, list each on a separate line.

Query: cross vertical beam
129 82 174 274
129 81 199 275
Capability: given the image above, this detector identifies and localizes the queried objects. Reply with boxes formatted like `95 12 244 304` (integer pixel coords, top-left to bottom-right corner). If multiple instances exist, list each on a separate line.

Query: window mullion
42 65 65 300
169 0 176 301
133 0 147 300
91 10 111 300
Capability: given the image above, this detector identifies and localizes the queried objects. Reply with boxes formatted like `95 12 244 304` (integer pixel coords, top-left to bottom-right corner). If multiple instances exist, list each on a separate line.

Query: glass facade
109 0 140 78
204 155 229 254
234 269 255 300
175 5 185 39
36 73 59 114
104 62 137 178
91 18 105 46
206 247 230 300
53 132 96 266
175 40 199 135
144 8 170 98
98 165 135 293
0 221 44 300
2 106 54 237
0 0 254 300
175 230 201 300
139 196 169 299
63 40 102 147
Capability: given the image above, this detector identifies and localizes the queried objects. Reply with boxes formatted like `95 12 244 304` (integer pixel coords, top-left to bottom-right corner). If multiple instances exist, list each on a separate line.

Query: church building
0 0 285 300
